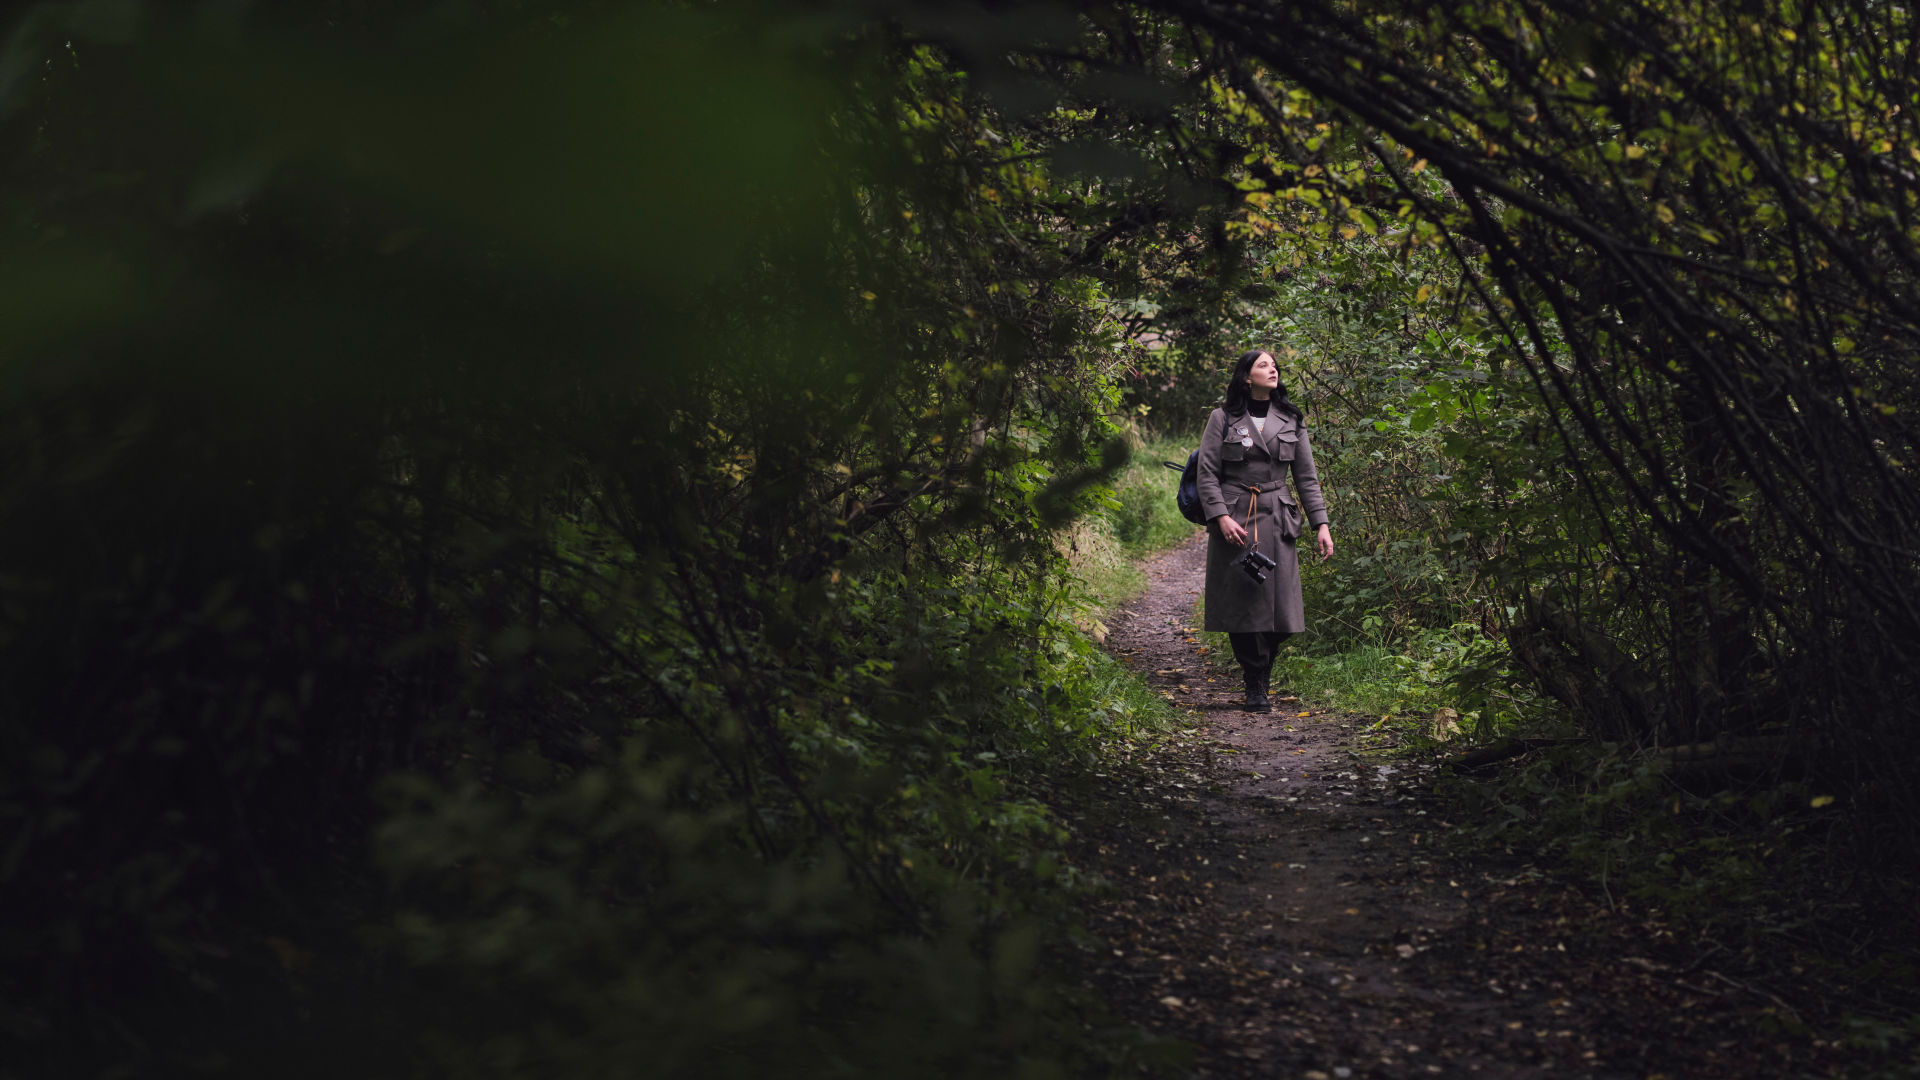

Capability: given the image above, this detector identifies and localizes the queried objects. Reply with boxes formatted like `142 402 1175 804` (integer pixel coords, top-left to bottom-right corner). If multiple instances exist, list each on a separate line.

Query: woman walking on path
1195 349 1334 712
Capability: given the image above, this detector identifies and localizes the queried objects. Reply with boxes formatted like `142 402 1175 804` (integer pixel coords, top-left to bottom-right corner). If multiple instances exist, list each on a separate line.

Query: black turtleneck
1246 396 1272 418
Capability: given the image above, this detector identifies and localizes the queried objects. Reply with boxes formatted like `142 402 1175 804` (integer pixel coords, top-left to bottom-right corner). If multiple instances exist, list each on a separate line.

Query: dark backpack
1163 452 1206 524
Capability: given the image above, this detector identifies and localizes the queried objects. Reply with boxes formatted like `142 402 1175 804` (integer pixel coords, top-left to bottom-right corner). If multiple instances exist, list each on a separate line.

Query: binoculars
1239 547 1277 583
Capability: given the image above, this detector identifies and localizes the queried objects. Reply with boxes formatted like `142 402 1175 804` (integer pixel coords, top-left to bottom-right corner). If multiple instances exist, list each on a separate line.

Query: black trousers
1228 631 1293 678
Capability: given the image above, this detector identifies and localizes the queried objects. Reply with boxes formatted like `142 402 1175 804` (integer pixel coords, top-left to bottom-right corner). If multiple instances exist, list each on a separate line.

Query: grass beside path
1067 434 1203 619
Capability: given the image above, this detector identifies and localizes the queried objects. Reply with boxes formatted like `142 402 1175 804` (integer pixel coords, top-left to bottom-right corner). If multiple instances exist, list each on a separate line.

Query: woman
1195 349 1334 712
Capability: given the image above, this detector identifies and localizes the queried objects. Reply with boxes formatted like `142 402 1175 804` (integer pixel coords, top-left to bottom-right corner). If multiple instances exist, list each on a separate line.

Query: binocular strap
1245 485 1263 546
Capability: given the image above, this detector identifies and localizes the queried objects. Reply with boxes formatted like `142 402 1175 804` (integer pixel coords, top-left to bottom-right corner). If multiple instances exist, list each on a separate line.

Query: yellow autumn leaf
1810 795 1836 808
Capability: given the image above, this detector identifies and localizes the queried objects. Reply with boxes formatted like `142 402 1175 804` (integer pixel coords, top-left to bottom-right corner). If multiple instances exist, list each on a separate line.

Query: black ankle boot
1242 671 1271 713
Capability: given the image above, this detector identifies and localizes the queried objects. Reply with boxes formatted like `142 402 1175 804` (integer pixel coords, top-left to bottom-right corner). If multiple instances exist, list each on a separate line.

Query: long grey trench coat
1194 405 1330 634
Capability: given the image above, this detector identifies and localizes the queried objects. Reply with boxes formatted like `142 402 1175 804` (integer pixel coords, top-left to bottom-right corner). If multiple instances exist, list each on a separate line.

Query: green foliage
368 569 1181 1079
1198 620 1541 732
1068 435 1204 617
1077 646 1193 741
1105 437 1207 560
0 2 1226 1074
1437 743 1920 1061
1448 747 1833 938
1280 643 1406 717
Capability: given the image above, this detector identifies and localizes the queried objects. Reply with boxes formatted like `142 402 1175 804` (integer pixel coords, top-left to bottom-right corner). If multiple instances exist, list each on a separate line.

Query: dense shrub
0 3 1218 1074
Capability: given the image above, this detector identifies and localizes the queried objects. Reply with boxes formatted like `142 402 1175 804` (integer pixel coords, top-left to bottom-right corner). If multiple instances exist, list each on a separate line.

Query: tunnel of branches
2 0 1916 1073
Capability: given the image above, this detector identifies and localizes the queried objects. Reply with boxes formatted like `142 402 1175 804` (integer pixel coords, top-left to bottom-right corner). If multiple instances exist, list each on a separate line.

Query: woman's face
1247 352 1281 392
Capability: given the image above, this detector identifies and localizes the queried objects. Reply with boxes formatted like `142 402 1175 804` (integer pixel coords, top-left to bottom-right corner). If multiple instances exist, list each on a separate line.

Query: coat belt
1223 479 1295 505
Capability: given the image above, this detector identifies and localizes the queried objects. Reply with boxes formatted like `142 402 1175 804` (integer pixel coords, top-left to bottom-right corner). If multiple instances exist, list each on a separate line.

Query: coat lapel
1261 410 1296 457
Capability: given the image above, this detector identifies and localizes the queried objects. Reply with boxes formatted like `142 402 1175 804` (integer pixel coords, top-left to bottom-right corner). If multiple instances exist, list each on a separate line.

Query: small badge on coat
1241 436 1253 448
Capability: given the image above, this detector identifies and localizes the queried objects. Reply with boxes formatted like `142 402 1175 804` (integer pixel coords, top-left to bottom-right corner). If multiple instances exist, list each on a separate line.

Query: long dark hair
1222 348 1303 422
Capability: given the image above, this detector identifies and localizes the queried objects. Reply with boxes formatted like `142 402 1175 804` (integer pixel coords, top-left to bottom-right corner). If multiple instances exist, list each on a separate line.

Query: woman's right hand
1215 514 1248 547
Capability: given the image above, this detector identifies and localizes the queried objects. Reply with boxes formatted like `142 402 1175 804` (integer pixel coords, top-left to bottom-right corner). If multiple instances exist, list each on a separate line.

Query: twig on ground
1704 969 1803 1025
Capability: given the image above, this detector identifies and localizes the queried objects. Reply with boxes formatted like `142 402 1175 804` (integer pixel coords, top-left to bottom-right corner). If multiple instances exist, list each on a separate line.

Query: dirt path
1071 534 1851 1079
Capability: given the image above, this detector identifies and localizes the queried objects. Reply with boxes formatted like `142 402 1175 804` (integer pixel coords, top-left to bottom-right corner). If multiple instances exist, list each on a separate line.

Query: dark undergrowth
1429 740 1920 1074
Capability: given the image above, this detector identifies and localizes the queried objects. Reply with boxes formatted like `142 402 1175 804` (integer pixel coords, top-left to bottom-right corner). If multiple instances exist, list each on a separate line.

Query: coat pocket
1278 500 1301 539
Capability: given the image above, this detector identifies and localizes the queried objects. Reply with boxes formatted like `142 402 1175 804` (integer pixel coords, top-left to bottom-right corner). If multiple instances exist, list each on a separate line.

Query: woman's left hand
1316 524 1334 561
